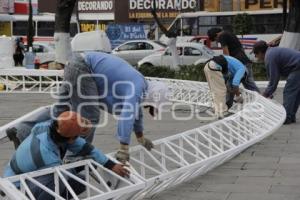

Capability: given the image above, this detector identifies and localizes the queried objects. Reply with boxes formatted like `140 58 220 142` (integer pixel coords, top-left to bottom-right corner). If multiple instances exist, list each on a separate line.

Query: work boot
284 118 295 125
6 127 20 149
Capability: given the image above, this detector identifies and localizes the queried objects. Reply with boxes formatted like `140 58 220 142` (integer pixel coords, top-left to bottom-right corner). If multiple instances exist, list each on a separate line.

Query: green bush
138 63 267 81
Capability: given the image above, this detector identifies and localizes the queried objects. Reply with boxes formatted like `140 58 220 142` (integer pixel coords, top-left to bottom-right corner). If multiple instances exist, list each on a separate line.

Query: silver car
138 42 216 68
111 40 166 65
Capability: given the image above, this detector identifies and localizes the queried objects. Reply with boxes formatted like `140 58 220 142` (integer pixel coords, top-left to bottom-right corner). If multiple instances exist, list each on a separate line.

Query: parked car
111 40 166 65
138 42 216 68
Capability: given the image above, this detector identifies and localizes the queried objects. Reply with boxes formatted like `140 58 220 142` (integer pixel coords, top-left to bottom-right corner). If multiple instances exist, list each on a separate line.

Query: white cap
207 60 222 70
144 80 169 109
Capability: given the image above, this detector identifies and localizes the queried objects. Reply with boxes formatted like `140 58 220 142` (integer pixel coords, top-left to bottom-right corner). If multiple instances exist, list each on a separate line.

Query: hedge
138 63 267 81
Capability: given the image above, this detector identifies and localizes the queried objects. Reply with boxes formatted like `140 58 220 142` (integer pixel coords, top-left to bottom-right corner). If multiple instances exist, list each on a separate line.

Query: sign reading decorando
78 0 114 13
106 24 146 48
129 0 199 19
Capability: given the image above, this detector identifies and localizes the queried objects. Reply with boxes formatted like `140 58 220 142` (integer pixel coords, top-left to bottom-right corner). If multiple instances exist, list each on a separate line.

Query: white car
111 40 166 65
138 42 216 68
31 42 55 64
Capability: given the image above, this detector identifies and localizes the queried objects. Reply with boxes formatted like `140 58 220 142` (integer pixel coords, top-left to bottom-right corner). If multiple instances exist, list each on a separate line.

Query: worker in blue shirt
3 111 129 200
54 52 168 163
204 55 245 118
253 41 300 124
6 52 169 163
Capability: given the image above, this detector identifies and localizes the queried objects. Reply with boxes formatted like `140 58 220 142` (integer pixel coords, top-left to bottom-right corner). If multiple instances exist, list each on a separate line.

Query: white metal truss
0 69 63 93
0 72 286 199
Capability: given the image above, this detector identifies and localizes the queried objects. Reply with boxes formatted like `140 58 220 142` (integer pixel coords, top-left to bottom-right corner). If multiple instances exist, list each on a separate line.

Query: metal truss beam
0 71 286 200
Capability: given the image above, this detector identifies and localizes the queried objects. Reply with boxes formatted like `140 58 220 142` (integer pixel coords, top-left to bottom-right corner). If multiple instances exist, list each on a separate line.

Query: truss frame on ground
0 71 286 200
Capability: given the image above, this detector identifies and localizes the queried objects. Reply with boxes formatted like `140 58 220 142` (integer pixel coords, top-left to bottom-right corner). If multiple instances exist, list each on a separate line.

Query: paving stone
269 185 300 195
197 183 270 193
0 89 299 199
227 193 300 200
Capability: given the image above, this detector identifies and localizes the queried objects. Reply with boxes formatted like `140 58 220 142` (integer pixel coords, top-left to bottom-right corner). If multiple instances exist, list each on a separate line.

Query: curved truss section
0 75 286 199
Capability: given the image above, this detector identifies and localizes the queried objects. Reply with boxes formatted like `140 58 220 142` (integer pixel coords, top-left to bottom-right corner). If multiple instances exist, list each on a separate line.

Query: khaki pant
204 61 228 116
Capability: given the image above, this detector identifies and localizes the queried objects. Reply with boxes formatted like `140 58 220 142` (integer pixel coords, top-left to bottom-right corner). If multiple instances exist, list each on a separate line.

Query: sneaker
6 127 20 149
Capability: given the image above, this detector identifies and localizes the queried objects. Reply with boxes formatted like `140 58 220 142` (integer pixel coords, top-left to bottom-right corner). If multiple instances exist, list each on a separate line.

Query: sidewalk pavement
0 89 299 200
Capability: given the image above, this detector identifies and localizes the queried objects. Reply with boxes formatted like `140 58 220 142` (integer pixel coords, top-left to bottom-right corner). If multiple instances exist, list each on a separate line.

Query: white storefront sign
78 0 114 12
129 0 197 10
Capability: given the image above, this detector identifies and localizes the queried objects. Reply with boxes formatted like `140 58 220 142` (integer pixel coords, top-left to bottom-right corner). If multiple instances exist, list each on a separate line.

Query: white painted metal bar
0 74 286 199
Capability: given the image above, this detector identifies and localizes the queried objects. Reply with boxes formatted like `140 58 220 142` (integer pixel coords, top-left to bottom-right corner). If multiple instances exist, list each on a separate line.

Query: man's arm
222 46 230 55
134 107 154 151
68 138 129 176
263 61 280 98
232 64 246 88
218 33 230 55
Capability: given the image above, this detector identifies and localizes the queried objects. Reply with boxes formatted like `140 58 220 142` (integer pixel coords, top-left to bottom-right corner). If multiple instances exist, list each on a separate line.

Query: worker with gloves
54 52 169 163
204 55 246 118
252 41 300 125
3 111 129 199
6 52 169 164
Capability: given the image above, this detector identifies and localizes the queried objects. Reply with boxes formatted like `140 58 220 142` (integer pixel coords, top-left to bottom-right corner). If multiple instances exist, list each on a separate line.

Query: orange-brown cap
56 111 91 138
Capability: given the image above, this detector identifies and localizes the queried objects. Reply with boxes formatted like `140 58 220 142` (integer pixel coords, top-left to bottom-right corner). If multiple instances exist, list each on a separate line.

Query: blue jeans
14 54 100 144
53 53 100 143
283 70 300 121
14 107 51 143
27 173 85 200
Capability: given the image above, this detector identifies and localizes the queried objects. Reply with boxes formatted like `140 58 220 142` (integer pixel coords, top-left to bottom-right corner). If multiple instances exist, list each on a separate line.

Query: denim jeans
53 53 100 143
27 173 85 200
15 107 51 143
14 54 100 144
283 70 300 121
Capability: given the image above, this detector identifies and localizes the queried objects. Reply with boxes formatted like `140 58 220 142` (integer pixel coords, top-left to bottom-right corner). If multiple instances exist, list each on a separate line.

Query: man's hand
228 86 241 96
262 92 273 99
137 136 154 151
234 95 244 104
115 144 129 164
111 164 130 177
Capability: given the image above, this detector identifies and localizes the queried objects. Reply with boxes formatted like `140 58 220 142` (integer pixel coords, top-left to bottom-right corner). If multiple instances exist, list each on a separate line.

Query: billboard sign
106 24 146 48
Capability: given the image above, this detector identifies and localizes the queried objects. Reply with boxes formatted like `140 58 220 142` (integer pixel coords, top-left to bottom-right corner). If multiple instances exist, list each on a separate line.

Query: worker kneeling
204 55 245 118
3 111 129 199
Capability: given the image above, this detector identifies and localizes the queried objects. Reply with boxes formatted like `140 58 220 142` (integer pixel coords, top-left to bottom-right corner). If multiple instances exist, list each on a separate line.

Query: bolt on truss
0 75 286 199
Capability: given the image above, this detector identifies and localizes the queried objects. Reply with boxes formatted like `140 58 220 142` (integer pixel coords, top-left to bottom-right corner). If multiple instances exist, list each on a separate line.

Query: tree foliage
233 13 253 37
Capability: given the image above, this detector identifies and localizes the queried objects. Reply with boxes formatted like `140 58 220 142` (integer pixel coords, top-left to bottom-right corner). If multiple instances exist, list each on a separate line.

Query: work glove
115 144 129 164
228 86 241 96
234 95 244 104
137 136 154 151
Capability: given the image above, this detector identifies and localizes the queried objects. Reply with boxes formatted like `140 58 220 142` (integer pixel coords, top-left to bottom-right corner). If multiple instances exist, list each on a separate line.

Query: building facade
205 0 285 11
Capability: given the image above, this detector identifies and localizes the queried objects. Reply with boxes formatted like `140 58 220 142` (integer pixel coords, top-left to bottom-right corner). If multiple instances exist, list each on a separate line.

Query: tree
279 0 300 50
233 13 253 38
26 0 34 51
54 0 77 65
